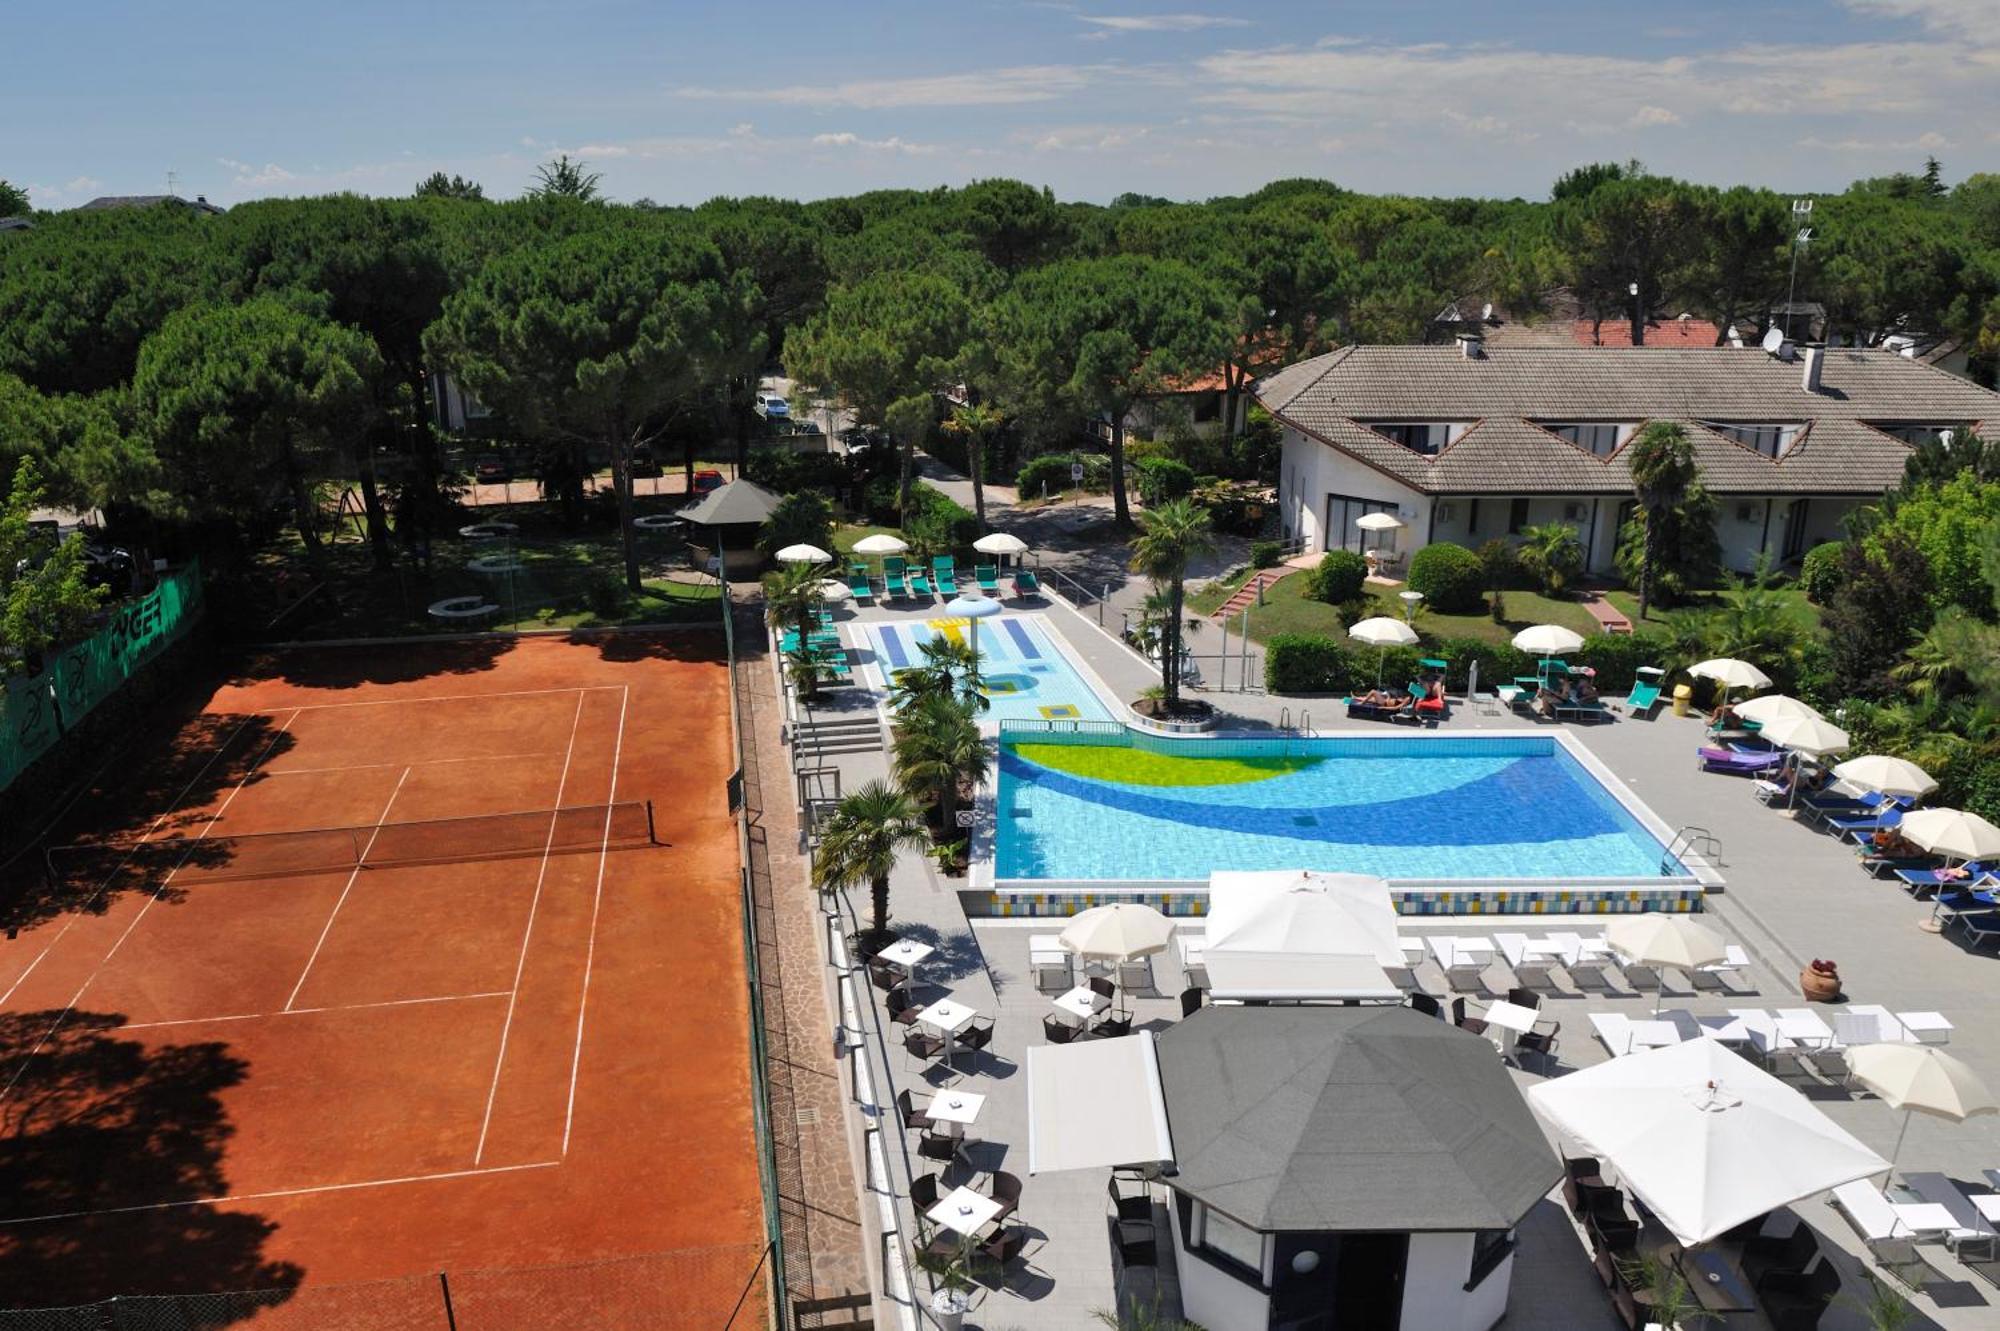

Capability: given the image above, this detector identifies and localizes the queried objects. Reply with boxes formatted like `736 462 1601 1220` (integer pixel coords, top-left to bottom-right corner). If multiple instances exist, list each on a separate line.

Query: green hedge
1306 549 1369 605
1264 633 1352 693
1799 541 1844 604
1408 543 1486 613
1134 456 1196 505
1016 452 1109 498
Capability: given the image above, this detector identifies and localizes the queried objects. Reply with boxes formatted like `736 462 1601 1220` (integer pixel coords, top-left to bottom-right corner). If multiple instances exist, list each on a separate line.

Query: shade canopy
1734 695 1823 727
1159 1007 1558 1232
1846 1045 1998 1123
1832 755 1938 800
817 579 850 602
1026 1031 1174 1175
775 543 832 564
1688 658 1773 691
1528 1038 1889 1246
942 594 1003 619
1758 712 1850 757
851 533 909 555
1348 616 1420 647
1511 624 1585 655
677 478 782 526
973 532 1029 555
1606 912 1728 971
1355 511 1405 531
1059 903 1176 961
1203 950 1404 1002
1205 870 1403 964
1898 808 2000 861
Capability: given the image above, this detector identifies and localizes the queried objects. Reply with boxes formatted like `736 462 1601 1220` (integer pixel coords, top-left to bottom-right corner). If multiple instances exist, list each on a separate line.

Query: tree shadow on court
0 1009 303 1315
236 635 513 689
568 628 725 665
2 714 300 938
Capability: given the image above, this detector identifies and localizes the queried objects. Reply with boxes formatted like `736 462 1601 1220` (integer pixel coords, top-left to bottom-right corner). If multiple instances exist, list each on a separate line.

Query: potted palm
1617 1251 1712 1331
811 779 929 956
915 1244 975 1331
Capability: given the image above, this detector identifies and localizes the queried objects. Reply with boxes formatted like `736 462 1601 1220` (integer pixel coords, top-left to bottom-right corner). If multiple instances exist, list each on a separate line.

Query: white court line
0 1159 561 1227
472 690 588 1164
116 989 512 1031
282 766 412 1012
0 713 262 1009
0 711 302 1105
562 684 629 1157
278 685 624 713
261 751 567 778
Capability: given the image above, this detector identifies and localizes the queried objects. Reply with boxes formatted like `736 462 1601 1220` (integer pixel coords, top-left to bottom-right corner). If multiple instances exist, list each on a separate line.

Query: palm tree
764 561 827 701
1626 421 1698 620
892 695 990 830
1516 521 1585 598
944 401 1003 531
889 636 978 712
811 780 929 945
1128 498 1215 714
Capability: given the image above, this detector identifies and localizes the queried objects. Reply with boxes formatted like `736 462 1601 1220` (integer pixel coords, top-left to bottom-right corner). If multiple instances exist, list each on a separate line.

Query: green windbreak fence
1 561 204 793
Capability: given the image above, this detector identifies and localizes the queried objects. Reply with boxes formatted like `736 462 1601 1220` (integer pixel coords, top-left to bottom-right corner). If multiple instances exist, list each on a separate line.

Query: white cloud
1797 129 1951 152
675 63 1123 109
1075 13 1249 32
575 144 632 158
219 157 296 186
810 131 939 155
1024 123 1152 152
1842 0 1992 36
26 175 103 205
1630 105 1681 127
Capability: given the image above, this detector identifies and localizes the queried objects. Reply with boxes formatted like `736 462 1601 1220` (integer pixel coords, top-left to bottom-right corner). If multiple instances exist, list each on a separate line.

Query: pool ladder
1663 824 1722 872
1278 708 1314 744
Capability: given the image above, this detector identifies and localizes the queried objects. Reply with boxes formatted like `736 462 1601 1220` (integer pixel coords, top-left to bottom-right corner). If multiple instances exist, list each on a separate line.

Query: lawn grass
1209 572 1607 648
1603 586 1824 635
832 522 905 560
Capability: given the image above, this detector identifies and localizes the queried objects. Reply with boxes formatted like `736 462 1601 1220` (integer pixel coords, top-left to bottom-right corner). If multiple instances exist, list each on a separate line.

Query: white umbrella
818 579 851 602
1847 1043 1998 1177
1203 870 1402 964
1899 808 2000 862
1349 616 1419 687
1606 912 1727 1015
851 533 908 555
1734 695 1822 727
1511 624 1586 656
1528 1038 1889 1247
1757 712 1850 757
973 532 1029 556
1832 755 1938 801
776 543 832 564
1060 903 1175 961
1689 658 1772 694
942 592 1003 666
1355 511 1404 532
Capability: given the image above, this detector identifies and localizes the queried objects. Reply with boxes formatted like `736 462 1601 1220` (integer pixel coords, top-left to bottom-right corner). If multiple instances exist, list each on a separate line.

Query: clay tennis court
0 634 764 1327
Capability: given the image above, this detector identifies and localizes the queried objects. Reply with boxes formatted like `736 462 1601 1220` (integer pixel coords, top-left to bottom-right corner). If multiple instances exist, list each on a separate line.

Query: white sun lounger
1904 1172 2000 1257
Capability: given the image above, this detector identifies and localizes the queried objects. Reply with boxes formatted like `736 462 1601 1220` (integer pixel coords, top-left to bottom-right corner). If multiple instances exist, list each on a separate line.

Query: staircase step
1211 566 1302 620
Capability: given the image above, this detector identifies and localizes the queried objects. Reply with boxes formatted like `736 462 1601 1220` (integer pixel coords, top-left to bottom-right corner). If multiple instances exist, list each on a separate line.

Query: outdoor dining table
1673 1247 1754 1313
928 1185 1003 1239
1480 999 1539 1060
878 937 935 976
1052 984 1108 1028
918 998 978 1069
926 1088 985 1158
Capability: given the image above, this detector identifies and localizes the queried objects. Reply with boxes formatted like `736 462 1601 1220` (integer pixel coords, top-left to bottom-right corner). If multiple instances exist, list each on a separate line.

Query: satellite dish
1760 327 1785 356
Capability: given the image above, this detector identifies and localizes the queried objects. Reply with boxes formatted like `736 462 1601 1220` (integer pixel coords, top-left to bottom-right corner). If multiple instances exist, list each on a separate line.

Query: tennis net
45 800 656 887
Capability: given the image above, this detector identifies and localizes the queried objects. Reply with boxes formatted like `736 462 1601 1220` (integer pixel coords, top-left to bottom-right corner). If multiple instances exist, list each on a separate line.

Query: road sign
1070 462 1084 484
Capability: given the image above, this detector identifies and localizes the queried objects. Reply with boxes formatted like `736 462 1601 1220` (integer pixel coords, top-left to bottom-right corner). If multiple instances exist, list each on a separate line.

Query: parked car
755 394 790 420
474 454 511 484
692 468 726 495
629 444 663 479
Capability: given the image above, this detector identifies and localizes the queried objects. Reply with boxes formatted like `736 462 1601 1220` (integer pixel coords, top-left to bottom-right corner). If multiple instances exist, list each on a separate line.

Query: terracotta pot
1799 967 1841 1003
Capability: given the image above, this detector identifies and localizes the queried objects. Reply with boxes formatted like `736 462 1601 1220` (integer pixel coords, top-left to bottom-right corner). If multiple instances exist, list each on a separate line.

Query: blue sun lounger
882 556 911 600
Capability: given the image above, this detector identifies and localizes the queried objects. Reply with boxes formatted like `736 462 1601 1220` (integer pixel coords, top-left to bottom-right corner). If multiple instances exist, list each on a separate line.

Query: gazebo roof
678 478 781 526
1157 1006 1558 1232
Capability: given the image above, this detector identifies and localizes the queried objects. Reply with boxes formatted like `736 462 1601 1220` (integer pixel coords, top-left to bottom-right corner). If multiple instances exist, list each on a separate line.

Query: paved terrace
774 586 2000 1331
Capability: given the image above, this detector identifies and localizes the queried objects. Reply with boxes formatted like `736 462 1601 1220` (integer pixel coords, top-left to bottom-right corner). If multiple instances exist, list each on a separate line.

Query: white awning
1026 1031 1174 1175
1205 870 1403 965
1204 949 1403 1002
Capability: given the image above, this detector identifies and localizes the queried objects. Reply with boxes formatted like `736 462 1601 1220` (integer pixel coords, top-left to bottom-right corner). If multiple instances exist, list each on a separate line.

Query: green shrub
1478 538 1528 591
1306 549 1369 606
1798 541 1846 604
1134 456 1197 505
1016 452 1108 498
585 575 627 618
1570 630 1675 693
745 450 848 495
1425 637 1532 696
1264 633 1350 693
1250 540 1283 570
1407 543 1486 613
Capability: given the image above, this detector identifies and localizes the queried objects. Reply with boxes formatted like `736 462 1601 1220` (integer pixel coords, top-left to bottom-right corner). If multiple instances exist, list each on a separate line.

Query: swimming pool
994 731 1690 884
865 613 1116 725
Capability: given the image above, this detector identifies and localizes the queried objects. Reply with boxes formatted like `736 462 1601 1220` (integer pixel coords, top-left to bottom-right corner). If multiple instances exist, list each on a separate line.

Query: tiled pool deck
783 587 2000 1330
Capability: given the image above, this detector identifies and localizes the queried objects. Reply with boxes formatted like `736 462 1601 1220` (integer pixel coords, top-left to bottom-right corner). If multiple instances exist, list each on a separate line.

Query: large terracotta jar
1800 959 1841 1003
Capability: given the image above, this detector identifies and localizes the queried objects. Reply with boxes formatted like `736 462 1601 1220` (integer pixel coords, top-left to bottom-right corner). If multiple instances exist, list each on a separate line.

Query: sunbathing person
1354 688 1410 710
1868 829 1921 858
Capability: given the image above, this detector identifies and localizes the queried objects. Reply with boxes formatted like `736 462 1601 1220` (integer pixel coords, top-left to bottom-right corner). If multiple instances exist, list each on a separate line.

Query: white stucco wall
1279 427 1428 554
1427 496 1615 573
1170 1205 1271 1331
1398 1232 1515 1331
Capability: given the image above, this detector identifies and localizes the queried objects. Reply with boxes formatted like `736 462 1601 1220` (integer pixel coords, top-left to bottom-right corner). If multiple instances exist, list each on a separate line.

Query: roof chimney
1801 344 1825 394
1455 332 1485 360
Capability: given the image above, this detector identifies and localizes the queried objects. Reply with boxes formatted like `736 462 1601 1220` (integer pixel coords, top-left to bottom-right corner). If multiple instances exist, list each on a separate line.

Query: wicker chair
987 1170 1023 1223
896 1089 934 1133
1043 1014 1078 1044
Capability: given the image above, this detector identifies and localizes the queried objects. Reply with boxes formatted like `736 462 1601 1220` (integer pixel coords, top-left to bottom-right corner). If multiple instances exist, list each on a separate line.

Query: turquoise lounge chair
932 555 959 595
1625 666 1665 718
844 572 873 605
882 556 910 600
909 566 935 598
975 563 1001 593
1012 568 1041 600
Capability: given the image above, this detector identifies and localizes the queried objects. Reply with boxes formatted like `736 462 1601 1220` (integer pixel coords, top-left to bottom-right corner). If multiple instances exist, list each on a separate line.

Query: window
1197 1203 1266 1276
1465 1228 1515 1291
1701 421 1800 458
1507 497 1530 534
1361 421 1453 455
1467 497 1481 534
1539 422 1629 457
1193 391 1221 424
1874 423 1963 447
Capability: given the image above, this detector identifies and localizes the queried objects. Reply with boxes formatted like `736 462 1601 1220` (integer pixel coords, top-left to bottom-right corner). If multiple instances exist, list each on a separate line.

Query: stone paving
779 578 2000 1331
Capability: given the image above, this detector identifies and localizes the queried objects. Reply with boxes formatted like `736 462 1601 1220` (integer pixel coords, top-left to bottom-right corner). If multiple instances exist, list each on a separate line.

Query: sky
6 0 1997 210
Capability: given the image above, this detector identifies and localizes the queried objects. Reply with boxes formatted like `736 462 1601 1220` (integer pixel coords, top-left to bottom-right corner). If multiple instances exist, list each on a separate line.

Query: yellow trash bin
1672 683 1693 717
